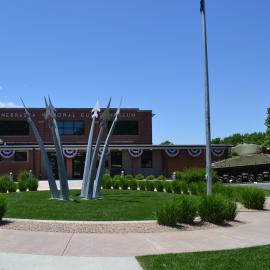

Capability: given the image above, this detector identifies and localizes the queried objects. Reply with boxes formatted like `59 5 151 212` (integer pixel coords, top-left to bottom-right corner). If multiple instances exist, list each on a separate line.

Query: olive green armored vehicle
212 144 270 183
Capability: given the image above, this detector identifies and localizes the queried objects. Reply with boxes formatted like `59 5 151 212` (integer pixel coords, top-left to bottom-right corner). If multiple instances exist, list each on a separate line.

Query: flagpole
200 0 212 195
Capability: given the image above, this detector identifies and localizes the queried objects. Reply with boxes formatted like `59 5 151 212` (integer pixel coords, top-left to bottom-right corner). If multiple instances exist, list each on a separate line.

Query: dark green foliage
198 195 227 224
120 179 129 190
138 181 146 191
188 183 199 195
157 175 166 181
135 174 144 180
0 175 10 193
156 200 178 226
104 179 113 189
103 173 111 182
172 181 182 194
180 181 189 195
146 181 155 191
18 180 27 192
113 175 122 181
240 188 265 210
224 200 237 221
17 170 32 181
113 180 120 190
0 197 7 221
175 196 198 224
124 174 134 181
26 178 39 191
7 182 17 193
165 182 173 193
197 182 207 195
129 180 138 190
146 175 155 181
155 181 165 192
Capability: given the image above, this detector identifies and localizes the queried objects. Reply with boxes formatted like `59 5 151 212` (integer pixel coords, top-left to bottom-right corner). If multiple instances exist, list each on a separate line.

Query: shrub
157 175 166 181
156 200 178 226
146 181 155 191
124 174 134 181
189 183 199 195
155 181 164 192
0 175 10 193
129 180 138 190
26 178 39 191
7 181 17 193
120 179 129 190
104 179 113 189
113 180 120 190
135 174 144 180
197 182 207 195
176 168 218 183
224 200 237 221
180 181 189 195
138 181 146 191
172 181 182 194
198 195 227 224
17 170 31 181
240 188 265 210
175 196 198 224
165 182 173 193
18 180 28 192
0 197 7 221
113 175 122 181
146 175 155 181
103 173 111 182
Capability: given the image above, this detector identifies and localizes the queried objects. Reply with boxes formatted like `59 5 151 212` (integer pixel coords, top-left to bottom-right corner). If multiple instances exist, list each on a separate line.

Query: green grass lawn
1 190 179 221
137 245 270 270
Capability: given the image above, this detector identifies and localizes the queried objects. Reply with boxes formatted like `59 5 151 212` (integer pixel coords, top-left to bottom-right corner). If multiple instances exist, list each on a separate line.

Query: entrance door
72 152 85 179
110 151 122 175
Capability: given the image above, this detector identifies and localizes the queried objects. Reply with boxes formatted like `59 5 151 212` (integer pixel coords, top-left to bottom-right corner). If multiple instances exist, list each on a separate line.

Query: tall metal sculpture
80 100 100 197
21 98 59 199
92 99 122 199
84 99 111 199
44 97 69 200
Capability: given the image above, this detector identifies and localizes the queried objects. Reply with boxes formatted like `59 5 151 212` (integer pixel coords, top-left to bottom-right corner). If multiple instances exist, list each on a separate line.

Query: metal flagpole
200 0 212 194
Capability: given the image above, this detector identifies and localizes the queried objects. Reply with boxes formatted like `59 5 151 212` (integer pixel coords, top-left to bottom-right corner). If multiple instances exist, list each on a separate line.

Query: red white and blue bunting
128 148 143 158
63 149 78 159
165 148 180 158
187 148 202 158
98 147 110 157
0 149 15 159
212 148 225 157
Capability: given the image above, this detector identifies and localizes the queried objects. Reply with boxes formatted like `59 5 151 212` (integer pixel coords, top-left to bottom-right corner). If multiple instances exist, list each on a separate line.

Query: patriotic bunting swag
0 149 15 159
63 149 78 159
212 148 225 157
165 149 180 158
187 148 202 158
98 147 110 157
128 148 143 158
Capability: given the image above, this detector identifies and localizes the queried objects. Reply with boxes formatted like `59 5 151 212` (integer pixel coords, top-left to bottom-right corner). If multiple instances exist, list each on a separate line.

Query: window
57 121 84 135
0 121 29 136
108 121 139 135
141 150 152 168
14 151 28 162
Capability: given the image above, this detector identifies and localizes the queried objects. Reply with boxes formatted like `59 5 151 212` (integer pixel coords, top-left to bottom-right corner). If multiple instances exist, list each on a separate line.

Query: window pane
0 121 29 136
108 121 139 135
141 150 152 168
56 121 84 136
14 152 28 162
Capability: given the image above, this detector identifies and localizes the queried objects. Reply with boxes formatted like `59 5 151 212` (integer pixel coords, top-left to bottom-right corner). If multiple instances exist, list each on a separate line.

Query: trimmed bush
129 180 138 190
104 179 113 189
124 174 134 181
155 181 164 192
165 182 173 193
103 173 111 182
176 168 218 183
120 179 129 190
180 181 189 195
175 196 198 224
240 188 265 210
17 170 31 181
146 181 155 191
197 182 207 195
224 200 237 221
146 175 155 181
135 174 144 180
0 197 7 221
26 178 39 191
113 180 120 190
198 195 227 224
0 175 10 193
7 181 17 193
172 181 182 194
113 175 122 181
138 181 146 191
18 180 28 192
189 183 199 195
156 200 178 226
157 175 166 181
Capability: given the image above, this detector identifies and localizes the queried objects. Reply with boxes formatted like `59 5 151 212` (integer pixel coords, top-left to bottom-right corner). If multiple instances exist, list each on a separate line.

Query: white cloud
0 101 22 108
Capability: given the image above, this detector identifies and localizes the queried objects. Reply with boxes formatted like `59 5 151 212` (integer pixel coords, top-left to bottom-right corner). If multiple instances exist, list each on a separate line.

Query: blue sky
0 0 269 144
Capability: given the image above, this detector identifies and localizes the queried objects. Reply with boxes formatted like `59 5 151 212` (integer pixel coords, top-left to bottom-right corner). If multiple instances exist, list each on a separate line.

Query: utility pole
200 0 212 194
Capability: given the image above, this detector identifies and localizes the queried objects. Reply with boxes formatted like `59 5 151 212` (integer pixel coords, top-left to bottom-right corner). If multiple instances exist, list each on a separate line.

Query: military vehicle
212 144 270 183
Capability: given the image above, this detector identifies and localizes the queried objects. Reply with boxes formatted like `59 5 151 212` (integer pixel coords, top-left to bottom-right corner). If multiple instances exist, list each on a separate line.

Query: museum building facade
0 108 229 179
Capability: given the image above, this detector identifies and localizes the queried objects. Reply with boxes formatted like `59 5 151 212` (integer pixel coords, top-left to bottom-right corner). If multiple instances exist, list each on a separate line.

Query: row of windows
0 121 139 136
0 151 28 162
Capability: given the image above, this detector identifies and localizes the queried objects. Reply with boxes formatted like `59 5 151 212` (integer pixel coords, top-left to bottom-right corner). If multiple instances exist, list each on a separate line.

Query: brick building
0 108 229 179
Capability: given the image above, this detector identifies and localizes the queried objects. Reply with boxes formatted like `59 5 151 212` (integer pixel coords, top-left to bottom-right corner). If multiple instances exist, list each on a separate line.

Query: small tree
265 108 270 147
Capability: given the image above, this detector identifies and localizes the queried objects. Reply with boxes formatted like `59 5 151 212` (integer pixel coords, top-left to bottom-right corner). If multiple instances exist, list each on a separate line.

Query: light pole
200 0 212 194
